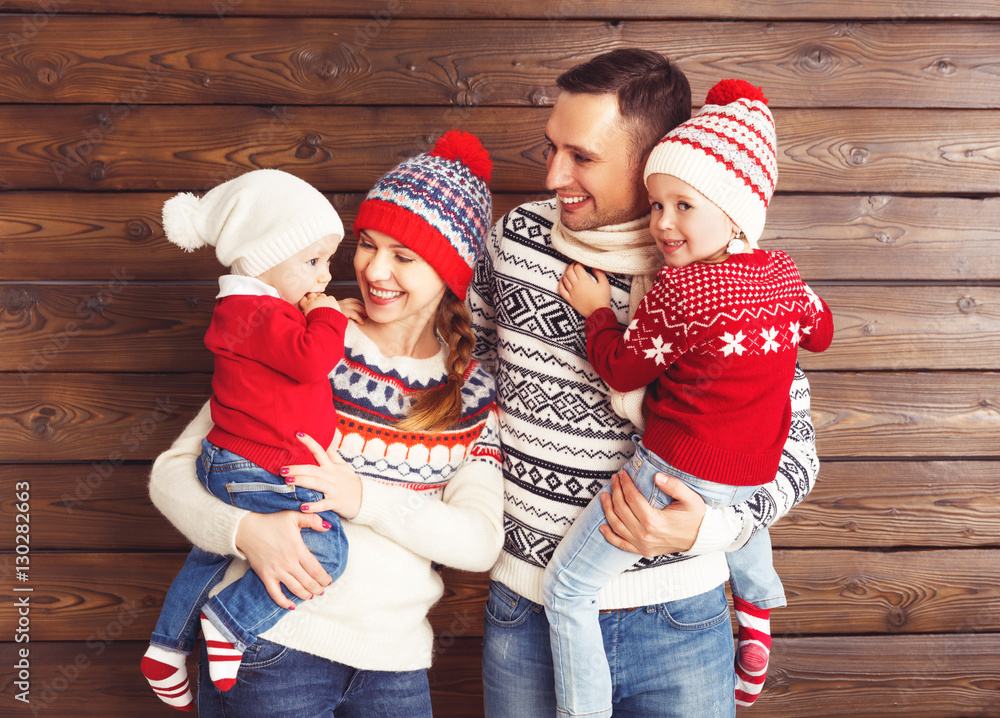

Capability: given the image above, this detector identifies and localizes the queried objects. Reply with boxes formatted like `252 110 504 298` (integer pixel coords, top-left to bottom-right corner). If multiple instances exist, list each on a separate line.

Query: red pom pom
429 130 493 182
705 79 768 107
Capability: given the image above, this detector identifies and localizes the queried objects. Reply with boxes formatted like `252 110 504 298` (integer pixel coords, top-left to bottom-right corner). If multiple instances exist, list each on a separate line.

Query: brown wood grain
3 192 998 282
809 372 1000 458
1 635 997 718
2 18 996 108
3 283 999 373
0 373 211 462
4 460 997 552
779 460 1000 548
3 372 997 461
4 549 998 642
1 0 996 19
3 106 999 193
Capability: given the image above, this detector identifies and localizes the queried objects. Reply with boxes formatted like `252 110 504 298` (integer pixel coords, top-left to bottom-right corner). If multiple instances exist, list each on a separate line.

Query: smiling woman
146 131 503 717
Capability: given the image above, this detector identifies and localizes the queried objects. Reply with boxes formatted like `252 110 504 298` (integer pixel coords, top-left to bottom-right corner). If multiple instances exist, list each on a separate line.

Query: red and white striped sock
200 612 244 691
140 644 194 711
733 597 771 707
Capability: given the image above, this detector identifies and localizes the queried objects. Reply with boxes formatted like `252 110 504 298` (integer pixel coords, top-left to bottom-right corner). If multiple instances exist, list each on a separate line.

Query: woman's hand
599 470 707 556
235 511 334 609
337 297 367 325
282 432 363 520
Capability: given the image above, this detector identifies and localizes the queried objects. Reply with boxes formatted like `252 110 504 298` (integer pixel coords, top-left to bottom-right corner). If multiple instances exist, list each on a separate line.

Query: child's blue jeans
542 437 785 718
149 439 348 654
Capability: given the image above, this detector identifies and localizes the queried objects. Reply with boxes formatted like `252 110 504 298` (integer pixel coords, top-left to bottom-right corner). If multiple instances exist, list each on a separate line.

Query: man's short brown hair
556 49 692 167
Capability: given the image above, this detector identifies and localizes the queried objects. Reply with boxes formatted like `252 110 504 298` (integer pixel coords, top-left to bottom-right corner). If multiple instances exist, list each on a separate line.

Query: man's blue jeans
483 580 735 718
196 637 433 717
149 440 348 653
539 437 783 717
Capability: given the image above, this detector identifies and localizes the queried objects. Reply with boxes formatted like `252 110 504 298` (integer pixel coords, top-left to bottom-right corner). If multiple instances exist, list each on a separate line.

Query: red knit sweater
204 294 348 474
585 249 833 486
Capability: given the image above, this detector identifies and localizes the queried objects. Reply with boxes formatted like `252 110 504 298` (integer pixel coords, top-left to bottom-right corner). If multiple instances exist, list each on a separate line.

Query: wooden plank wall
1 2 998 716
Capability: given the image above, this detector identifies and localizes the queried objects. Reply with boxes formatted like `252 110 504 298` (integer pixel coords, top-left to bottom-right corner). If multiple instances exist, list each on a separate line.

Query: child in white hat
141 169 353 710
546 80 834 715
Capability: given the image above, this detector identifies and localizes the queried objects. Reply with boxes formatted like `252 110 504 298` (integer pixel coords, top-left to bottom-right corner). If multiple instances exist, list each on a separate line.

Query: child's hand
337 297 367 325
299 292 341 316
558 263 610 318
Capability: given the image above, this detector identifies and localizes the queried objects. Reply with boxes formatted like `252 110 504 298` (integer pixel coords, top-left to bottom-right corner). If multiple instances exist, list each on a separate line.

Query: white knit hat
643 79 777 244
162 169 344 277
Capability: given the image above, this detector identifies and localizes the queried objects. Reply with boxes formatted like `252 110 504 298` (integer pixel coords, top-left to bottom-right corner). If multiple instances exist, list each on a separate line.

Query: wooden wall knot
126 219 152 241
848 147 870 166
31 406 57 437
528 88 549 106
36 65 60 87
1 287 38 316
800 45 835 72
78 294 110 318
875 232 896 244
932 60 957 76
295 134 324 159
89 161 108 182
957 296 976 314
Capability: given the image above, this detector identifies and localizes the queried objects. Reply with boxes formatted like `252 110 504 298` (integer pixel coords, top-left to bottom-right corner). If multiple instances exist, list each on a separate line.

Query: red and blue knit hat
354 130 493 300
643 79 777 244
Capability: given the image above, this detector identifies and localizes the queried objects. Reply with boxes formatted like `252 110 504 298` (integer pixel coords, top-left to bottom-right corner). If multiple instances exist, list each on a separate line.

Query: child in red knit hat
141 169 354 709
544 80 833 716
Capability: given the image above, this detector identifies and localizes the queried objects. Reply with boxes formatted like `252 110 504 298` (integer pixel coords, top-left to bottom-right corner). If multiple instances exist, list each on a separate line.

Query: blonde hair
396 291 475 432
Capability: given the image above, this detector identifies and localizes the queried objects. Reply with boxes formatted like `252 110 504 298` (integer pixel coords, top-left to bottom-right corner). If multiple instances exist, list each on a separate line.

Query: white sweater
149 323 504 670
468 200 820 609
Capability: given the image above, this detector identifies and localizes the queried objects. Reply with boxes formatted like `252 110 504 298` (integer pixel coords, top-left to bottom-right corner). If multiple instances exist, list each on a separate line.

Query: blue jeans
541 438 784 717
150 440 348 653
196 637 433 717
483 580 735 718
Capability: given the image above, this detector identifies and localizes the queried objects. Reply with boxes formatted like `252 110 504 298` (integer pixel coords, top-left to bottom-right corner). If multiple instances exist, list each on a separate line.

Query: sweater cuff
687 505 742 556
306 306 348 331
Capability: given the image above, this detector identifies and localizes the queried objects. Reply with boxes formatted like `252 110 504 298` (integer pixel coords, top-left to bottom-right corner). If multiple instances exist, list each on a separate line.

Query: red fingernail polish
285 477 295 484
296 431 305 437
322 521 332 529
288 604 295 611
301 504 309 512
279 467 289 476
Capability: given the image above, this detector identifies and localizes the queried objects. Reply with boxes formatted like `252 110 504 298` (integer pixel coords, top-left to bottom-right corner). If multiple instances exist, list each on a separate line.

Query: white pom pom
161 192 206 251
727 238 744 255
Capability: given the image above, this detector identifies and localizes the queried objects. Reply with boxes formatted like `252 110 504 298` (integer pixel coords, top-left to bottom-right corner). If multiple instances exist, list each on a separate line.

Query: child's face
255 233 339 304
646 173 738 267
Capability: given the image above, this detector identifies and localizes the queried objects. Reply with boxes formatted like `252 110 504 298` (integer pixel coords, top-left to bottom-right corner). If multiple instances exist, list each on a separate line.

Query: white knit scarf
549 207 662 428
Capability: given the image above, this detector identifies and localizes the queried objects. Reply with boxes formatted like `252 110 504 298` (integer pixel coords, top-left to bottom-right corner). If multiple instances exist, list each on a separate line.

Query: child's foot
140 644 194 711
733 597 771 707
200 612 244 691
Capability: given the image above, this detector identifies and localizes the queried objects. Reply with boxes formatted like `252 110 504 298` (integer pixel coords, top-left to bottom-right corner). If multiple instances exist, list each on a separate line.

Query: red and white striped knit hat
643 79 777 243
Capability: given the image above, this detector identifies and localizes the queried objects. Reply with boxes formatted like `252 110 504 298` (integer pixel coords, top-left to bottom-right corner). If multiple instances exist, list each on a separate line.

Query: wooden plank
1 0 996 19
0 464 186 551
809 372 1000 458
3 193 998 282
2 372 997 461
4 283 1000 372
1 634 998 718
4 460 997 552
0 373 211 462
778 461 1000 548
2 106 999 193
3 18 997 108
5 549 998 641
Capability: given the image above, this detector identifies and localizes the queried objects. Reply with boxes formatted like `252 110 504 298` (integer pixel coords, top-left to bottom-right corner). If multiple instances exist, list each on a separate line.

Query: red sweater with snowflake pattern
584 249 832 486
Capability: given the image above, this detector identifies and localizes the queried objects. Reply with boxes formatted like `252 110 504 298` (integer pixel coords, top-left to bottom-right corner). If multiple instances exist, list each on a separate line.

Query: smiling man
469 49 820 717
